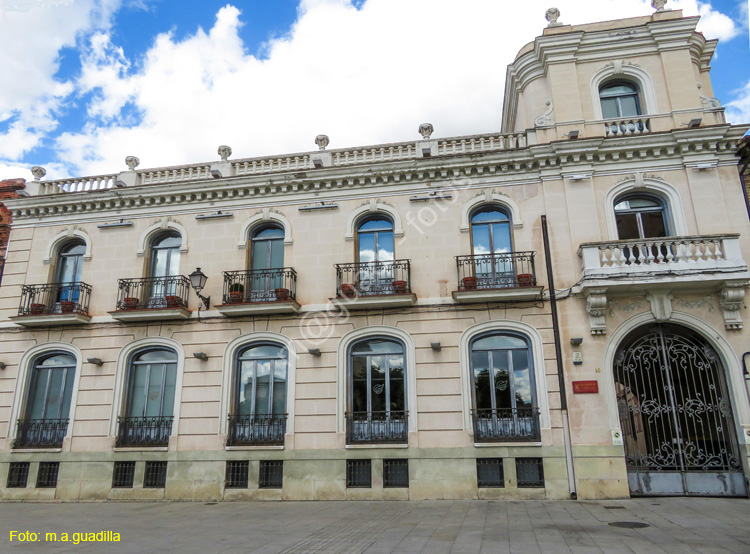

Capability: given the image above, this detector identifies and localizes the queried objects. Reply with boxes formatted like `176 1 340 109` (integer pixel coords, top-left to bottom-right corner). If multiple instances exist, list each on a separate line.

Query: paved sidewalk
0 498 748 553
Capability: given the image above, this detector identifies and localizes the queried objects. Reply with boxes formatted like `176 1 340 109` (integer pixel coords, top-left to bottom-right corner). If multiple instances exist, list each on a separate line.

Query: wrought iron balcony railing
13 419 69 448
335 260 411 298
222 268 297 305
115 276 190 311
18 282 92 316
471 408 541 442
226 414 287 446
345 411 408 444
115 416 173 447
456 252 536 291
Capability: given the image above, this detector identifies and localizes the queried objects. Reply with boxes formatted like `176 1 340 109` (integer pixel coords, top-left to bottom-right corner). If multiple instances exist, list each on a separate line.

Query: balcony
604 117 650 137
226 414 287 446
452 252 543 303
216 269 300 317
11 282 92 326
471 408 541 443
109 276 191 322
115 416 173 448
577 234 750 293
13 419 68 449
332 260 416 309
345 411 408 445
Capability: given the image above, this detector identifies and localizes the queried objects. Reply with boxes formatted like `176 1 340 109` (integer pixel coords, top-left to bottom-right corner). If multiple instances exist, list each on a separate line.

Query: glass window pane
358 233 376 263
272 359 287 415
491 222 512 254
616 213 640 240
56 256 80 284
352 356 368 412
511 350 533 408
377 232 394 262
135 349 177 363
253 227 284 239
251 241 270 271
641 212 667 238
473 335 527 351
127 365 147 417
352 339 402 355
472 351 492 410
471 224 492 256
358 218 392 232
471 209 509 223
370 355 386 412
237 361 254 415
144 365 164 417
60 368 75 420
240 345 286 360
60 242 86 256
154 234 181 249
388 355 405 410
270 239 284 269
28 369 49 419
39 354 76 367
151 248 169 279
255 360 271 414
601 97 619 119
493 352 512 410
161 364 176 418
44 369 64 419
619 95 639 117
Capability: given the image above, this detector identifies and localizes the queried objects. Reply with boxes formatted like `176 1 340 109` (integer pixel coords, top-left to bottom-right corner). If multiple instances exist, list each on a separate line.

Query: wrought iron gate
614 323 746 496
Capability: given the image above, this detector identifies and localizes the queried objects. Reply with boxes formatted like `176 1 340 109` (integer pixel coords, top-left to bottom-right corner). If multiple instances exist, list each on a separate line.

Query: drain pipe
741 352 750 403
541 215 577 499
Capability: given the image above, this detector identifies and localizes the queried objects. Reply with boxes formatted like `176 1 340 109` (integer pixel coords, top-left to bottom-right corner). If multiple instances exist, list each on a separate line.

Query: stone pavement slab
0 498 748 554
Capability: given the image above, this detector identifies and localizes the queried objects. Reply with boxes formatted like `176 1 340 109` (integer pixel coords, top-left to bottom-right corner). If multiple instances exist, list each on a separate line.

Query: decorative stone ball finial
125 156 140 170
218 145 232 161
651 0 668 11
418 123 434 140
31 166 46 180
545 7 561 27
315 135 330 151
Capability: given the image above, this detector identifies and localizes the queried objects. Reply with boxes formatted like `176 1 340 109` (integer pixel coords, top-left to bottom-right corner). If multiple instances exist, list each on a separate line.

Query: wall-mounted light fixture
565 130 580 140
97 219 133 229
87 357 103 366
430 342 442 352
0 362 6 370
566 174 591 182
570 337 583 346
299 202 338 212
308 348 321 357
189 268 211 310
193 352 208 361
687 118 702 128
410 190 453 202
195 211 233 220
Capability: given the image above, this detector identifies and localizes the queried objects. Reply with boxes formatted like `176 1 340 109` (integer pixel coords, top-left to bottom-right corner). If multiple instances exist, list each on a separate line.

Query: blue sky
0 0 748 180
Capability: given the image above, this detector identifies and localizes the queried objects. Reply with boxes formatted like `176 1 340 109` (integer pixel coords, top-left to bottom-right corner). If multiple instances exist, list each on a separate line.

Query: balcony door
470 208 514 288
356 217 394 294
614 194 669 264
470 333 539 441
54 241 85 304
149 233 181 304
249 226 284 301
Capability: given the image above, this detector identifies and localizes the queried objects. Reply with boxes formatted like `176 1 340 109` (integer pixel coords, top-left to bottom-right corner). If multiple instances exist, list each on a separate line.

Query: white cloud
726 81 750 125
1 0 743 179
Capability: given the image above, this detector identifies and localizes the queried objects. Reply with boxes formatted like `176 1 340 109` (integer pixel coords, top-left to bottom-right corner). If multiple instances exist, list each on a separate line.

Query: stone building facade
0 7 748 501
0 178 25 286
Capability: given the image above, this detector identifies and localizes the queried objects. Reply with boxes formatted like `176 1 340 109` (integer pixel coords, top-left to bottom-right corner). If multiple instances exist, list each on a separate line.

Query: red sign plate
572 380 599 394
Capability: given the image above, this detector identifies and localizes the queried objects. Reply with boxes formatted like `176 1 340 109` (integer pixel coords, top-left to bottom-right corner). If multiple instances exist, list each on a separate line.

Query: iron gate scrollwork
614 323 746 496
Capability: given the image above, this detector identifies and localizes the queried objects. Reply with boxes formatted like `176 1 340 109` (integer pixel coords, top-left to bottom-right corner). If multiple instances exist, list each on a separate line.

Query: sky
0 0 748 181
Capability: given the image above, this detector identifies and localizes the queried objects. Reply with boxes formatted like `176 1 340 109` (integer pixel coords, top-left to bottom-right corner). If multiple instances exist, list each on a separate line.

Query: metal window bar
335 259 411 298
345 411 408 444
36 462 60 488
383 459 409 488
259 461 284 489
115 416 173 447
143 461 168 488
516 458 545 488
222 268 297 304
7 462 30 488
455 252 536 291
18 282 92 316
13 419 69 449
112 461 136 488
115 276 190 311
225 461 249 489
476 458 505 488
346 460 372 488
471 408 541 442
227 414 287 446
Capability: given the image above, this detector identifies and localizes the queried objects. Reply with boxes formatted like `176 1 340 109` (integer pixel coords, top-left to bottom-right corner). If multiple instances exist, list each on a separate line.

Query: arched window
355 217 395 295
600 81 642 119
117 348 177 447
614 194 669 240
347 338 407 444
469 333 539 441
15 353 76 448
248 226 285 301
54 240 86 306
228 343 288 445
470 207 515 289
148 232 181 303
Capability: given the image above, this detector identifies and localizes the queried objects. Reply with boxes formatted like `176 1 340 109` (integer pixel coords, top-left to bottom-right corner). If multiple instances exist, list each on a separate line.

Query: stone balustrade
604 117 651 137
40 175 118 194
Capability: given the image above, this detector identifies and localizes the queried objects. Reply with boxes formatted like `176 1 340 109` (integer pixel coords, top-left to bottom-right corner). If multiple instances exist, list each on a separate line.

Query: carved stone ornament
719 283 746 330
218 145 232 161
418 123 434 140
651 0 668 11
647 291 673 322
534 99 555 128
30 166 46 180
315 135 330 151
586 289 608 335
125 156 140 170
545 7 561 27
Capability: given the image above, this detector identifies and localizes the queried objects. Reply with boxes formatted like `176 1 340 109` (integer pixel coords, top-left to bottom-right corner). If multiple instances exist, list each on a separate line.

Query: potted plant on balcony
30 303 46 315
165 295 181 308
60 301 76 314
228 283 244 304
462 276 477 290
274 288 290 301
123 297 139 309
392 280 408 294
341 284 356 298
517 273 533 287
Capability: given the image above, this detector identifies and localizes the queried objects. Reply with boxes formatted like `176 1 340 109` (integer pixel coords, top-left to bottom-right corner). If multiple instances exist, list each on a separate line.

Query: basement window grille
346 459 371 488
516 458 545 488
112 461 136 488
259 461 283 489
7 462 30 488
476 458 504 488
36 462 60 488
143 461 167 488
226 461 249 489
383 459 409 488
